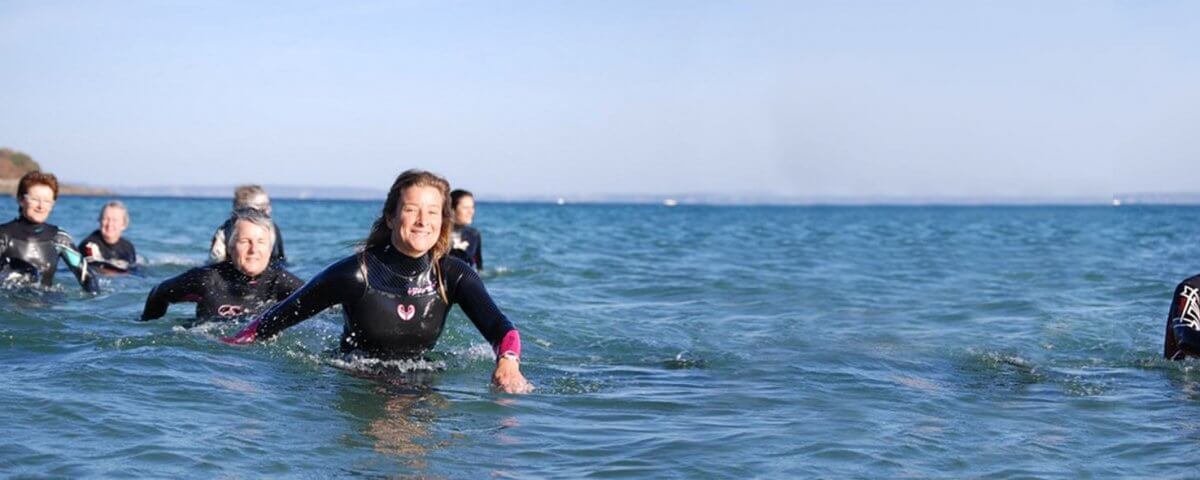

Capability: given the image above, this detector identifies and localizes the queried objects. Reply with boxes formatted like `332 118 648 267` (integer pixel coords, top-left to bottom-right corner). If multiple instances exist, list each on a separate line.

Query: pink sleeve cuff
495 329 521 360
221 318 260 345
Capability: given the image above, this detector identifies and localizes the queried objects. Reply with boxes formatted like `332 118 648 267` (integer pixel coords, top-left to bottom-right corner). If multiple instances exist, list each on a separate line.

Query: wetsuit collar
93 229 121 246
379 244 433 276
12 216 47 233
220 260 264 283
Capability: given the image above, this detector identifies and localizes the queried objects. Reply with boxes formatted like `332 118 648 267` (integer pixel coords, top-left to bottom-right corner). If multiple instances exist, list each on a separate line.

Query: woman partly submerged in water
225 169 531 393
141 209 302 322
0 171 97 292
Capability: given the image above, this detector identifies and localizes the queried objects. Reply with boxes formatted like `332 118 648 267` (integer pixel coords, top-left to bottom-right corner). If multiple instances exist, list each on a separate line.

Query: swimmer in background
141 209 302 321
209 184 286 265
1164 274 1200 360
224 170 530 393
449 189 482 270
78 200 138 274
0 171 98 292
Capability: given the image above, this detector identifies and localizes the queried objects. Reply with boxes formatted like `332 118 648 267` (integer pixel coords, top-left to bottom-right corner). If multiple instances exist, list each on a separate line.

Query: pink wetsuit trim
496 329 521 360
222 318 261 345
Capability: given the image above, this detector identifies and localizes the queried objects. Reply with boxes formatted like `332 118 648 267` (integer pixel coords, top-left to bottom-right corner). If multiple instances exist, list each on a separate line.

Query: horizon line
50 184 1200 207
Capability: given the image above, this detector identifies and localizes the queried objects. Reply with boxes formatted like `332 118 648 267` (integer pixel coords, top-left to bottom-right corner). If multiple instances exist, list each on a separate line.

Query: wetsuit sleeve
141 268 206 320
1166 280 1192 359
250 255 364 340
274 222 286 265
0 232 9 263
475 232 483 271
209 226 227 264
76 235 89 259
54 231 99 293
443 258 518 356
275 269 305 300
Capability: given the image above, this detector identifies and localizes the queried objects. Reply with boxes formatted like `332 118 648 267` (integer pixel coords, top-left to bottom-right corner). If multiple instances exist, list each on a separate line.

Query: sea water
1 198 1197 477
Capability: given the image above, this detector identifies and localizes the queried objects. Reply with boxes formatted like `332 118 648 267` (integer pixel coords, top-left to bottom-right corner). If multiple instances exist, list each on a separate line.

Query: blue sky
1 1 1196 198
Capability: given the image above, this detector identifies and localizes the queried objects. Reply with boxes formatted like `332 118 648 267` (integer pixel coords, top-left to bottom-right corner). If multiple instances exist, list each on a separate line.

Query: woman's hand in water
492 356 533 394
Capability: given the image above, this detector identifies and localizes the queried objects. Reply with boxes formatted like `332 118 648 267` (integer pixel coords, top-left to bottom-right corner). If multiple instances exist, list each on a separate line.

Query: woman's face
19 184 55 224
232 220 272 277
389 185 443 257
453 195 475 226
99 206 128 244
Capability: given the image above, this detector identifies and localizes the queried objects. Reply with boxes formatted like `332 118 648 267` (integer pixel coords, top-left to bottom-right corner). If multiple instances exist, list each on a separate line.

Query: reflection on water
367 389 449 461
335 367 449 470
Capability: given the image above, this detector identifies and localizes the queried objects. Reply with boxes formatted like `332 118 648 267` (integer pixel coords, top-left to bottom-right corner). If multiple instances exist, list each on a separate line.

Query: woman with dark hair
224 170 530 393
141 209 302 321
449 189 482 270
0 171 98 292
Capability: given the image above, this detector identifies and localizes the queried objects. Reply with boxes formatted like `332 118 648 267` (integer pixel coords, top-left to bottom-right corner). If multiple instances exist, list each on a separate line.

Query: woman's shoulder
310 252 366 281
438 253 472 269
437 254 478 284
1179 274 1200 290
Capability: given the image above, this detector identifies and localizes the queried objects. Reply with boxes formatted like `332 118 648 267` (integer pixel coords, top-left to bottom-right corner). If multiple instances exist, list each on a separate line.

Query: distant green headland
0 147 112 196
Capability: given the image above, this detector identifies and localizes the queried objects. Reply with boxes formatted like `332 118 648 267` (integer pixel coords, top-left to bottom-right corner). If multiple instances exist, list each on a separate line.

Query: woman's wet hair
450 189 473 210
362 169 453 260
16 171 59 201
226 208 276 263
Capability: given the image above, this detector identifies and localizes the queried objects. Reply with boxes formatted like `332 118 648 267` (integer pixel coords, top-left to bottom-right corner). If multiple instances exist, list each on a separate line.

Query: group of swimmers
0 170 529 393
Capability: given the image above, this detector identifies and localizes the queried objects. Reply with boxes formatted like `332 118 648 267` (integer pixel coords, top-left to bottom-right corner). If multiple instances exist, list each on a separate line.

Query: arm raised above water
224 254 364 344
141 267 207 321
53 230 99 293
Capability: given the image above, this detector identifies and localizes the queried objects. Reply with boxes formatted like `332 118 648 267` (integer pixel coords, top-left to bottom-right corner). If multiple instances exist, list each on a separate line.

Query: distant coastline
73 184 1200 206
0 178 113 197
3 149 1193 205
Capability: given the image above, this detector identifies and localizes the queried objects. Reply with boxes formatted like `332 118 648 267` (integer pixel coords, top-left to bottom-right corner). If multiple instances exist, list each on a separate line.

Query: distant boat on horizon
663 198 678 207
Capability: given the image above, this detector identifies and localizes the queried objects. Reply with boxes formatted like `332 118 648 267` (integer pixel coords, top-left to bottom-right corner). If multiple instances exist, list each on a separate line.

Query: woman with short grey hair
142 209 301 322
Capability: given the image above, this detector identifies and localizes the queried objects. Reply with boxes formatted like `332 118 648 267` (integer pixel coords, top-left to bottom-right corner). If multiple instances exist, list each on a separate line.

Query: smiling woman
140 209 303 321
78 200 138 274
224 169 531 394
0 171 98 292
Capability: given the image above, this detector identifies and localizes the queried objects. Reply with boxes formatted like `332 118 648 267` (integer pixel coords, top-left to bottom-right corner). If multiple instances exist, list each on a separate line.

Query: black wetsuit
141 261 303 321
0 217 98 292
450 224 483 270
1165 274 1200 359
246 244 516 359
78 230 137 273
209 216 287 265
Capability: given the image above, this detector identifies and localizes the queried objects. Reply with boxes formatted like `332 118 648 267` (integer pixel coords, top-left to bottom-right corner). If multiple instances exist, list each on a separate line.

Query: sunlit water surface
2 199 1197 477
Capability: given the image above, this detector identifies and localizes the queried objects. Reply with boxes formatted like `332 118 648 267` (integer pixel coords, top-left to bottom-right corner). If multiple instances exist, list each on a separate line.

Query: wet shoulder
1180 274 1200 291
265 263 303 285
316 253 365 283
438 255 477 286
0 218 19 233
48 224 74 245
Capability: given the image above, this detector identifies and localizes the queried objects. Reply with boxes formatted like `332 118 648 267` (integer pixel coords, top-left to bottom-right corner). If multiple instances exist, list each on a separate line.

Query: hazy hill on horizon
0 147 111 196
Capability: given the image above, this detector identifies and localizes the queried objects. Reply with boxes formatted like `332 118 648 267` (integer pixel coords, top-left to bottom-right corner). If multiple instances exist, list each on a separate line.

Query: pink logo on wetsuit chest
397 304 415 321
217 305 245 318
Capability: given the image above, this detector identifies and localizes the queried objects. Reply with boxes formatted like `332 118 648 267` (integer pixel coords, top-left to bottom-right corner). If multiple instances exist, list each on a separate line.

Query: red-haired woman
0 171 98 292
